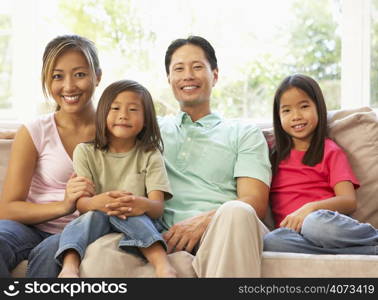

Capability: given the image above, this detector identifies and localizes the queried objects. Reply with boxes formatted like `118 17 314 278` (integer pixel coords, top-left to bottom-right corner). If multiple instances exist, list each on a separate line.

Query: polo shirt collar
175 111 222 128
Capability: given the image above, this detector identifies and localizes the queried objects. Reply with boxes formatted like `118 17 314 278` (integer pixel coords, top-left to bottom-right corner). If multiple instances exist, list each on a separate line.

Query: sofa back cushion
0 140 12 196
328 107 378 228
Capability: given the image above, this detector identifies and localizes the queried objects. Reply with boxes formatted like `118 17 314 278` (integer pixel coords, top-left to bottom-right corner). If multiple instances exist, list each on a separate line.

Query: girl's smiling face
106 91 145 151
279 87 319 151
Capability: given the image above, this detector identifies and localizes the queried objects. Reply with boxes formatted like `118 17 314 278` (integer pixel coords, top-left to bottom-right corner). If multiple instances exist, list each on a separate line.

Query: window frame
341 0 371 108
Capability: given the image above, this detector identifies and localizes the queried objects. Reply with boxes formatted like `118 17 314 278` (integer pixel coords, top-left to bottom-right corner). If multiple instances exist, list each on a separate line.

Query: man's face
167 44 218 109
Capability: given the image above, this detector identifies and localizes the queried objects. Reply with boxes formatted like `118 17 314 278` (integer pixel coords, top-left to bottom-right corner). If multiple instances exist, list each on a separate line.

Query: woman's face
50 49 100 114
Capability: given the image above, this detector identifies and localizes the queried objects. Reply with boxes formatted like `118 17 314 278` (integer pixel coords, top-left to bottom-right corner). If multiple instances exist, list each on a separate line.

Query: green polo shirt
158 112 271 227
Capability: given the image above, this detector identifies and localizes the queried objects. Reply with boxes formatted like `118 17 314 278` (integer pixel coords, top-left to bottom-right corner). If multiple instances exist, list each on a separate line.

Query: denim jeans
263 209 378 255
0 219 60 277
27 233 62 277
55 211 168 265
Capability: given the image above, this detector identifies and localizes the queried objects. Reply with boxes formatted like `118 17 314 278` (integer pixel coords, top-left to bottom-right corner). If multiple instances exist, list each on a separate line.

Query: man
158 36 271 277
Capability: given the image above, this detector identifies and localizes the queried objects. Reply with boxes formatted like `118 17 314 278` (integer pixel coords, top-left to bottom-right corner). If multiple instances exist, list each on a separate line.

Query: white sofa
1 106 378 277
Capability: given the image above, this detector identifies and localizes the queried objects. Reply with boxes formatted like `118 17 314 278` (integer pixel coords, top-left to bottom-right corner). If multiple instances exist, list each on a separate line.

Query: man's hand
163 211 214 253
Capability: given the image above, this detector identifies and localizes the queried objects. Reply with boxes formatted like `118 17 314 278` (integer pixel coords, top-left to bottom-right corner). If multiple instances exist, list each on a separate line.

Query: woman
0 34 101 277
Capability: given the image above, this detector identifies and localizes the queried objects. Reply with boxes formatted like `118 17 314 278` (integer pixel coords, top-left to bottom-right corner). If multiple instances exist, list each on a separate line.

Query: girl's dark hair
94 79 163 153
271 74 328 174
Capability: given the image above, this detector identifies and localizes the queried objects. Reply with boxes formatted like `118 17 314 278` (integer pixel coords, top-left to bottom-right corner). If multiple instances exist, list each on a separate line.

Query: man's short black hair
165 35 218 74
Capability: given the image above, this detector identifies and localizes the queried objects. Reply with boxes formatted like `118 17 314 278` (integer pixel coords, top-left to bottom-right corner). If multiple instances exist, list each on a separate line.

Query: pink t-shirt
25 113 79 234
270 138 359 228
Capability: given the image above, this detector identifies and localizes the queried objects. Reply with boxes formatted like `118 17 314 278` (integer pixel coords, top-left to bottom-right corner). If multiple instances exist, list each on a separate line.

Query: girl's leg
264 227 339 254
264 211 378 255
58 250 81 278
110 215 176 277
55 211 111 277
139 242 177 278
0 220 46 277
301 210 378 252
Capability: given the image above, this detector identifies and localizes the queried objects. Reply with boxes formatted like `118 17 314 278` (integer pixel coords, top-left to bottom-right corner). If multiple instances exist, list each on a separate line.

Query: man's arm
163 177 269 253
236 176 269 220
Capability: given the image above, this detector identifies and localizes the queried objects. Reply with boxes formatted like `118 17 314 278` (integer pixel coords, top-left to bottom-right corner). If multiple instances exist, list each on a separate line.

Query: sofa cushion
0 139 12 195
262 251 378 277
80 233 196 278
327 107 378 227
0 130 16 140
13 249 378 278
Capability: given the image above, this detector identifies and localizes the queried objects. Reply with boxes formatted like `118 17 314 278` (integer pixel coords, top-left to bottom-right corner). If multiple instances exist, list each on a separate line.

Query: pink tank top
25 113 79 234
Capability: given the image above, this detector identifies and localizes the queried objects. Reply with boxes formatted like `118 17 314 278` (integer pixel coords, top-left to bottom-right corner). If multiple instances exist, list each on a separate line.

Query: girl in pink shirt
264 74 378 255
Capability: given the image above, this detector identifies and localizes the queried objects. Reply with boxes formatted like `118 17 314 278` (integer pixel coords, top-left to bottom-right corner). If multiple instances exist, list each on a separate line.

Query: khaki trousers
193 200 269 277
80 200 268 278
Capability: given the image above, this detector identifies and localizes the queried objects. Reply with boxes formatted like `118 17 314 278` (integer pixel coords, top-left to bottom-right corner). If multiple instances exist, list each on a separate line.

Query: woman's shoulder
24 113 55 129
22 113 56 151
24 113 56 138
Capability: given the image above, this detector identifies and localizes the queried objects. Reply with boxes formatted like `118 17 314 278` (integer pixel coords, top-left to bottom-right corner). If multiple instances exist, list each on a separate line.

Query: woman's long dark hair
93 79 163 153
271 74 328 174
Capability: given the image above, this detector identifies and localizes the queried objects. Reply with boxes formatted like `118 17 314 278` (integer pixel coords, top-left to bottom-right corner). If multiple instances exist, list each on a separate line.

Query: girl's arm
280 181 357 231
306 181 357 214
0 126 78 223
104 190 165 219
76 192 120 214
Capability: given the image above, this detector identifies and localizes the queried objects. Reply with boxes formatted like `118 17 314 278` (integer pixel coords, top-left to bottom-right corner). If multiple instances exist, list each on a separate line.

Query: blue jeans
0 219 61 277
264 210 378 255
55 211 168 265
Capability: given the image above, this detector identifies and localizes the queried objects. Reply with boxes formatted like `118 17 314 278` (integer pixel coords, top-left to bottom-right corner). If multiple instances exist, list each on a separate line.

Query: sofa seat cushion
12 233 196 278
262 251 378 277
80 233 196 278
13 248 378 278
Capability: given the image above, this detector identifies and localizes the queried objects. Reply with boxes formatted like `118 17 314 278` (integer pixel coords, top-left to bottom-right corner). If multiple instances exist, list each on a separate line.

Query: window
372 0 378 108
0 1 12 111
0 0 375 126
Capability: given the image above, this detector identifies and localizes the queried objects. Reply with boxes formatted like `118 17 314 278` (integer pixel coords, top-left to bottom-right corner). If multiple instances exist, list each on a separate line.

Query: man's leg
192 200 269 277
0 220 44 277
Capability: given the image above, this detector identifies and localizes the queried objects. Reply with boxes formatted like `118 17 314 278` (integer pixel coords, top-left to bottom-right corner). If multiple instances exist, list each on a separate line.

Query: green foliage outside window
58 0 342 119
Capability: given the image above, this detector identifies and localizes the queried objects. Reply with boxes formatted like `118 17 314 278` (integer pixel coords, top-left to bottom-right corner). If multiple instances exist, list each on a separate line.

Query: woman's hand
63 173 95 214
279 202 317 232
